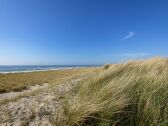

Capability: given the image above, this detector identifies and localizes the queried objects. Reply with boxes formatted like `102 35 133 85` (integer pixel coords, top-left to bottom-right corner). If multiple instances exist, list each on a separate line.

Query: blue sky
0 0 168 65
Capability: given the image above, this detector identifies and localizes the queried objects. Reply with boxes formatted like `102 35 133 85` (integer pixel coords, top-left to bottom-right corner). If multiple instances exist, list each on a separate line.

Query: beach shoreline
0 67 84 74
0 65 100 74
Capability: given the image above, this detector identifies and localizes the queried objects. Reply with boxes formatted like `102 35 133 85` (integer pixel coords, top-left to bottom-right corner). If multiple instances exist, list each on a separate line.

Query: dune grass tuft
55 57 168 126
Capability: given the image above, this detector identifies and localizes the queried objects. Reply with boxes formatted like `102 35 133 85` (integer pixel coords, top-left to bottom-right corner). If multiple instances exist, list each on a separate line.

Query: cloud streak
121 32 135 40
115 53 150 58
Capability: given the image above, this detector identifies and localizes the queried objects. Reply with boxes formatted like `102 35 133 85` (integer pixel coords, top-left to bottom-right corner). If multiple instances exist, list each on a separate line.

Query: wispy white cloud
115 53 150 58
121 32 135 40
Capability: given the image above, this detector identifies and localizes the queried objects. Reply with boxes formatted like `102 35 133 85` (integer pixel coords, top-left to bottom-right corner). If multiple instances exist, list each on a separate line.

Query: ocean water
0 65 96 74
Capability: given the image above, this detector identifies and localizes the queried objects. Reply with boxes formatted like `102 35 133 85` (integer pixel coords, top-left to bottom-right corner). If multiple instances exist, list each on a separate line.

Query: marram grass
55 57 168 126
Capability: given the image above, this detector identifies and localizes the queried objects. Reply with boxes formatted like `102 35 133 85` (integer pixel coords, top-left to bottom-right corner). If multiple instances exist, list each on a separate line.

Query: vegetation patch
0 68 94 93
55 57 168 126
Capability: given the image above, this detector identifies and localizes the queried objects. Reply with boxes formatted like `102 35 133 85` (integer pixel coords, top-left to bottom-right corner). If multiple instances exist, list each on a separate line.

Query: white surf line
0 67 87 74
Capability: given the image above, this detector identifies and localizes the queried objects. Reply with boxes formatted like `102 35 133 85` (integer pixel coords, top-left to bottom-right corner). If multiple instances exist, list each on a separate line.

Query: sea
0 65 98 74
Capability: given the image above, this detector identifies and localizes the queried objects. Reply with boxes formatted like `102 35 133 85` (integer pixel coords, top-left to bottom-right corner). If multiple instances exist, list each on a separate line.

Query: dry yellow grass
0 68 94 93
55 57 168 126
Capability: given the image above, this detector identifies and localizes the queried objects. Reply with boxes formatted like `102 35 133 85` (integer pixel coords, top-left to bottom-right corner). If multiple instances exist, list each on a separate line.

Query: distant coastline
0 65 100 74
